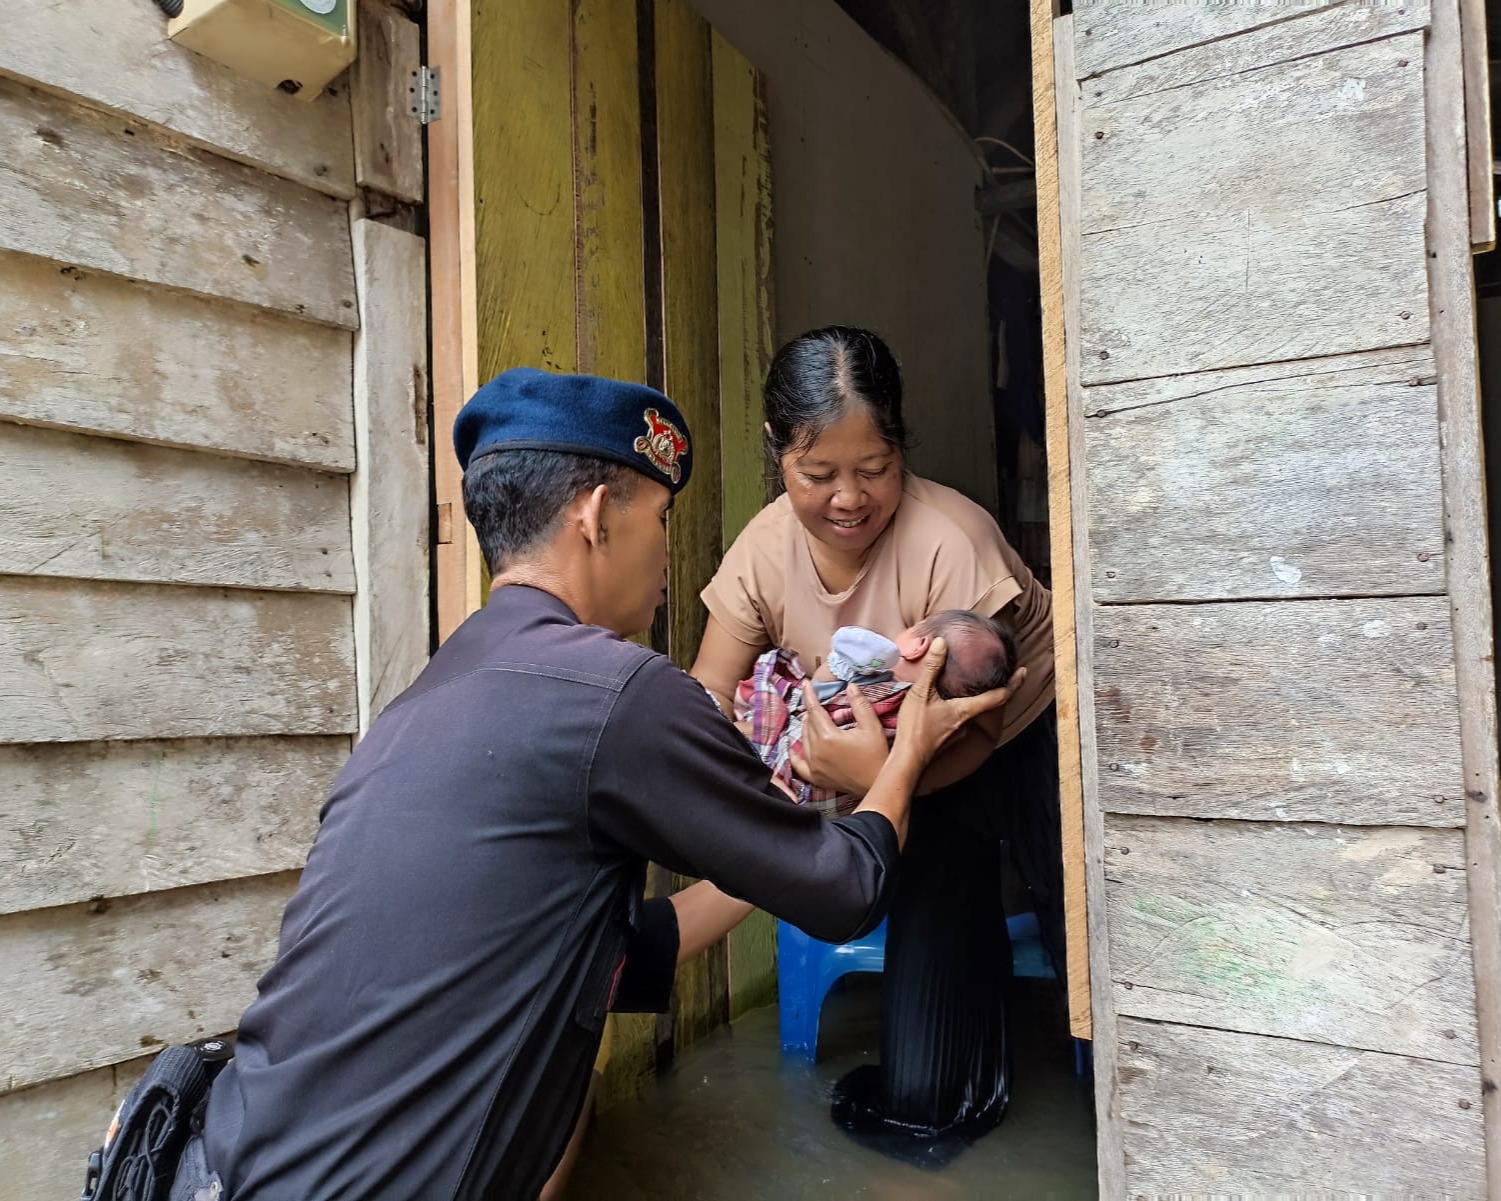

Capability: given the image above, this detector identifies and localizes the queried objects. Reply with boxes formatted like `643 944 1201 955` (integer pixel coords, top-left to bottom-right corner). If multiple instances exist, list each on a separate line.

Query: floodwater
565 977 1096 1200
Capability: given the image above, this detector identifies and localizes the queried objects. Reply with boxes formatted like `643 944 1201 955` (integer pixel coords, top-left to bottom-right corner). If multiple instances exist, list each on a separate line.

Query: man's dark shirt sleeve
612 896 678 1013
589 657 901 944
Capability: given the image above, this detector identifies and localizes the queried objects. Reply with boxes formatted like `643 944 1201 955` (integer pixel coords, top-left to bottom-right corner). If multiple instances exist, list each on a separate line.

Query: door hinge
408 66 441 124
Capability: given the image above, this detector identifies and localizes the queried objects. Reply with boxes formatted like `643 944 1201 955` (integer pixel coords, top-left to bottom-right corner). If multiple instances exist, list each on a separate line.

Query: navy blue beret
454 368 693 493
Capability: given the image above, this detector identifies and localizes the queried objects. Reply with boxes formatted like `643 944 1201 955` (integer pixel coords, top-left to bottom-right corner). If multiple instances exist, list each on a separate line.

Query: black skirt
832 706 1062 1141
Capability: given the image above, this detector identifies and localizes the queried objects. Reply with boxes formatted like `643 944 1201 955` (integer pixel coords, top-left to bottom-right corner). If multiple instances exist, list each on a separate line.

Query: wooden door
1035 0 1498 1194
426 0 775 1100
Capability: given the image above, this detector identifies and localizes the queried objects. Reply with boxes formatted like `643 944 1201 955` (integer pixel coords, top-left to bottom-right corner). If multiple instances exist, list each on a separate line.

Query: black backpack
80 1038 233 1201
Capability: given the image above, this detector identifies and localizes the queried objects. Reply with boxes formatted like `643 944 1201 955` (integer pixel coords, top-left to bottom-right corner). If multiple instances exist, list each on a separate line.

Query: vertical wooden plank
1460 0 1494 248
1053 12 1127 1196
713 32 774 547
473 0 576 382
656 0 727 1050
572 0 647 385
569 0 657 1110
351 0 424 205
428 0 481 640
1030 0 1091 1045
712 29 778 1020
351 219 431 733
1429 0 1501 1187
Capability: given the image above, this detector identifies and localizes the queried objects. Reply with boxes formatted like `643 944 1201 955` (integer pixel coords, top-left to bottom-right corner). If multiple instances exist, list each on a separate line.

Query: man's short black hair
462 449 639 574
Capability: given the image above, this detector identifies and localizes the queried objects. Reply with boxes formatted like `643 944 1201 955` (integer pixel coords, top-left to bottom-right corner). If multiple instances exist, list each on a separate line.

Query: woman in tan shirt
692 326 1059 1145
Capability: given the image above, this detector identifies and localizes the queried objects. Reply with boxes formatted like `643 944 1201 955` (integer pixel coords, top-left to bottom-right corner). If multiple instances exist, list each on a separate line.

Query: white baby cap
826 626 901 682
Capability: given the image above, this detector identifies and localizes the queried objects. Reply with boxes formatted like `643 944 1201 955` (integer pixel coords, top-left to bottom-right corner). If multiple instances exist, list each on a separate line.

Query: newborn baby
734 610 1017 817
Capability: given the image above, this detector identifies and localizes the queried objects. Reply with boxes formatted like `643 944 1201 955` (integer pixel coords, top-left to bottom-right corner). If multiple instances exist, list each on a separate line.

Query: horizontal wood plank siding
0 577 357 744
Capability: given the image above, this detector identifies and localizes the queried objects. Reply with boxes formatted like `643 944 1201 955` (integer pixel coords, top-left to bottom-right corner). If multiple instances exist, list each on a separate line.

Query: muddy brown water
565 977 1096 1200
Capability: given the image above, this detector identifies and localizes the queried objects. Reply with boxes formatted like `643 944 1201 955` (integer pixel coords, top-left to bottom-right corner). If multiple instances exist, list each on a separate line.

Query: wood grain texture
1094 598 1465 826
1428 0 1501 1183
472 0 576 380
711 27 778 1024
0 873 296 1093
0 77 357 330
659 0 721 672
0 422 355 594
0 248 354 471
1106 816 1478 1065
573 0 646 385
1083 0 1428 102
1072 0 1338 79
1116 1016 1486 1197
1084 348 1446 603
657 0 727 1051
1078 34 1428 386
1460 0 1494 248
0 0 354 198
1054 13 1126 1190
712 32 774 549
0 1054 152 1201
427 0 483 641
0 577 356 745
352 0 424 205
1034 0 1092 1044
351 220 430 732
0 736 343 915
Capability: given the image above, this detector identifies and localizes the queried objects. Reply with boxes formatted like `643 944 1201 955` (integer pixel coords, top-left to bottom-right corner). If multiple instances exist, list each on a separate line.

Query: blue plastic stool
777 911 1083 1069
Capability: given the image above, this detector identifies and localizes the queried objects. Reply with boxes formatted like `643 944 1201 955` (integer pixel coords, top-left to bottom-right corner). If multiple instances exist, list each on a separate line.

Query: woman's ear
763 421 773 437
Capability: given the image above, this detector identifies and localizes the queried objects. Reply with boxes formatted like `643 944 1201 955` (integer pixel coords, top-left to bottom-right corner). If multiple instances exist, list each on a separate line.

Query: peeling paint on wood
0 76 357 329
0 248 354 472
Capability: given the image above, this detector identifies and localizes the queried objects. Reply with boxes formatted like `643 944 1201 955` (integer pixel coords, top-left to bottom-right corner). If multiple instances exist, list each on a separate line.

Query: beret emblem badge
633 407 687 484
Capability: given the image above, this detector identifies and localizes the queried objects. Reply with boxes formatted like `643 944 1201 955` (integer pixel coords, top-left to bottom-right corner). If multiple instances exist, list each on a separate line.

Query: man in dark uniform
198 369 1013 1200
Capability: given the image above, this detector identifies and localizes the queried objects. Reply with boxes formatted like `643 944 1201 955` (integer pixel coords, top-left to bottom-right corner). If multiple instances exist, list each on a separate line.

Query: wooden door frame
427 0 482 641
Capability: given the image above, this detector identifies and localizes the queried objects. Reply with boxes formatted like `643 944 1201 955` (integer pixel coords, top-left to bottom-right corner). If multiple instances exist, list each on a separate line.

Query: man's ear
576 484 610 547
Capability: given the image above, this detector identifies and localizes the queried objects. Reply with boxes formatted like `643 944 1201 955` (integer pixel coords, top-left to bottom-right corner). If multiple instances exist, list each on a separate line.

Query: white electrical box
169 0 357 101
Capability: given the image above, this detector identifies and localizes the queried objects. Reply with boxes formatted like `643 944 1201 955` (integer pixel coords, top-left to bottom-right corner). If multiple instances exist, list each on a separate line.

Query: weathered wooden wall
0 2 429 1189
1053 0 1495 1193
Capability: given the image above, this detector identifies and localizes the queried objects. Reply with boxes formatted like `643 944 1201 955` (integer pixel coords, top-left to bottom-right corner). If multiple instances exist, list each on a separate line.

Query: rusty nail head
1417 552 1430 562
1417 621 1428 630
1123 981 1134 990
1444 1028 1457 1039
1106 570 1117 578
1434 864 1447 873
1109 639 1120 648
1460 1099 1473 1110
1120 846 1130 855
1397 58 1409 66
1095 130 1105 139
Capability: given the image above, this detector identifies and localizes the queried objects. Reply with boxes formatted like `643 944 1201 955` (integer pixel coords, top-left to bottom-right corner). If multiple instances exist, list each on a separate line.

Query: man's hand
790 680 890 796
890 638 1022 772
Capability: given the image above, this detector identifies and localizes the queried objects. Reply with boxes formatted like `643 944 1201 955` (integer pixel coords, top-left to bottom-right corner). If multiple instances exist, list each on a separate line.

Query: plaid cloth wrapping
734 648 910 817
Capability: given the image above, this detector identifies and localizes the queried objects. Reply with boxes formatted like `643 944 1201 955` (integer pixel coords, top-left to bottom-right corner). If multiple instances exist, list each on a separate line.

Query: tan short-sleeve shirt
702 474 1055 744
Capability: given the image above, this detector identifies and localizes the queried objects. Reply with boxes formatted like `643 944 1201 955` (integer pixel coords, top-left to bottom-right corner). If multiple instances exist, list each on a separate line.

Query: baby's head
892 610 1017 700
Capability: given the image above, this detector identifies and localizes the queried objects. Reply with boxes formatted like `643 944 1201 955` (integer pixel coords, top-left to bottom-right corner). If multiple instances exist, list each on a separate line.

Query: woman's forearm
668 880 755 962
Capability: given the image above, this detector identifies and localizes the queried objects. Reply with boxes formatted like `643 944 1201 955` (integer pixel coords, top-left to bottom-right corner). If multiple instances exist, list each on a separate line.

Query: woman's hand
890 638 1021 772
790 682 891 796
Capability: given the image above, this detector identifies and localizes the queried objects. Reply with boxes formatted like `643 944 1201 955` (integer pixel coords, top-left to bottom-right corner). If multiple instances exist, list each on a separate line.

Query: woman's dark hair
763 326 909 460
462 449 637 574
